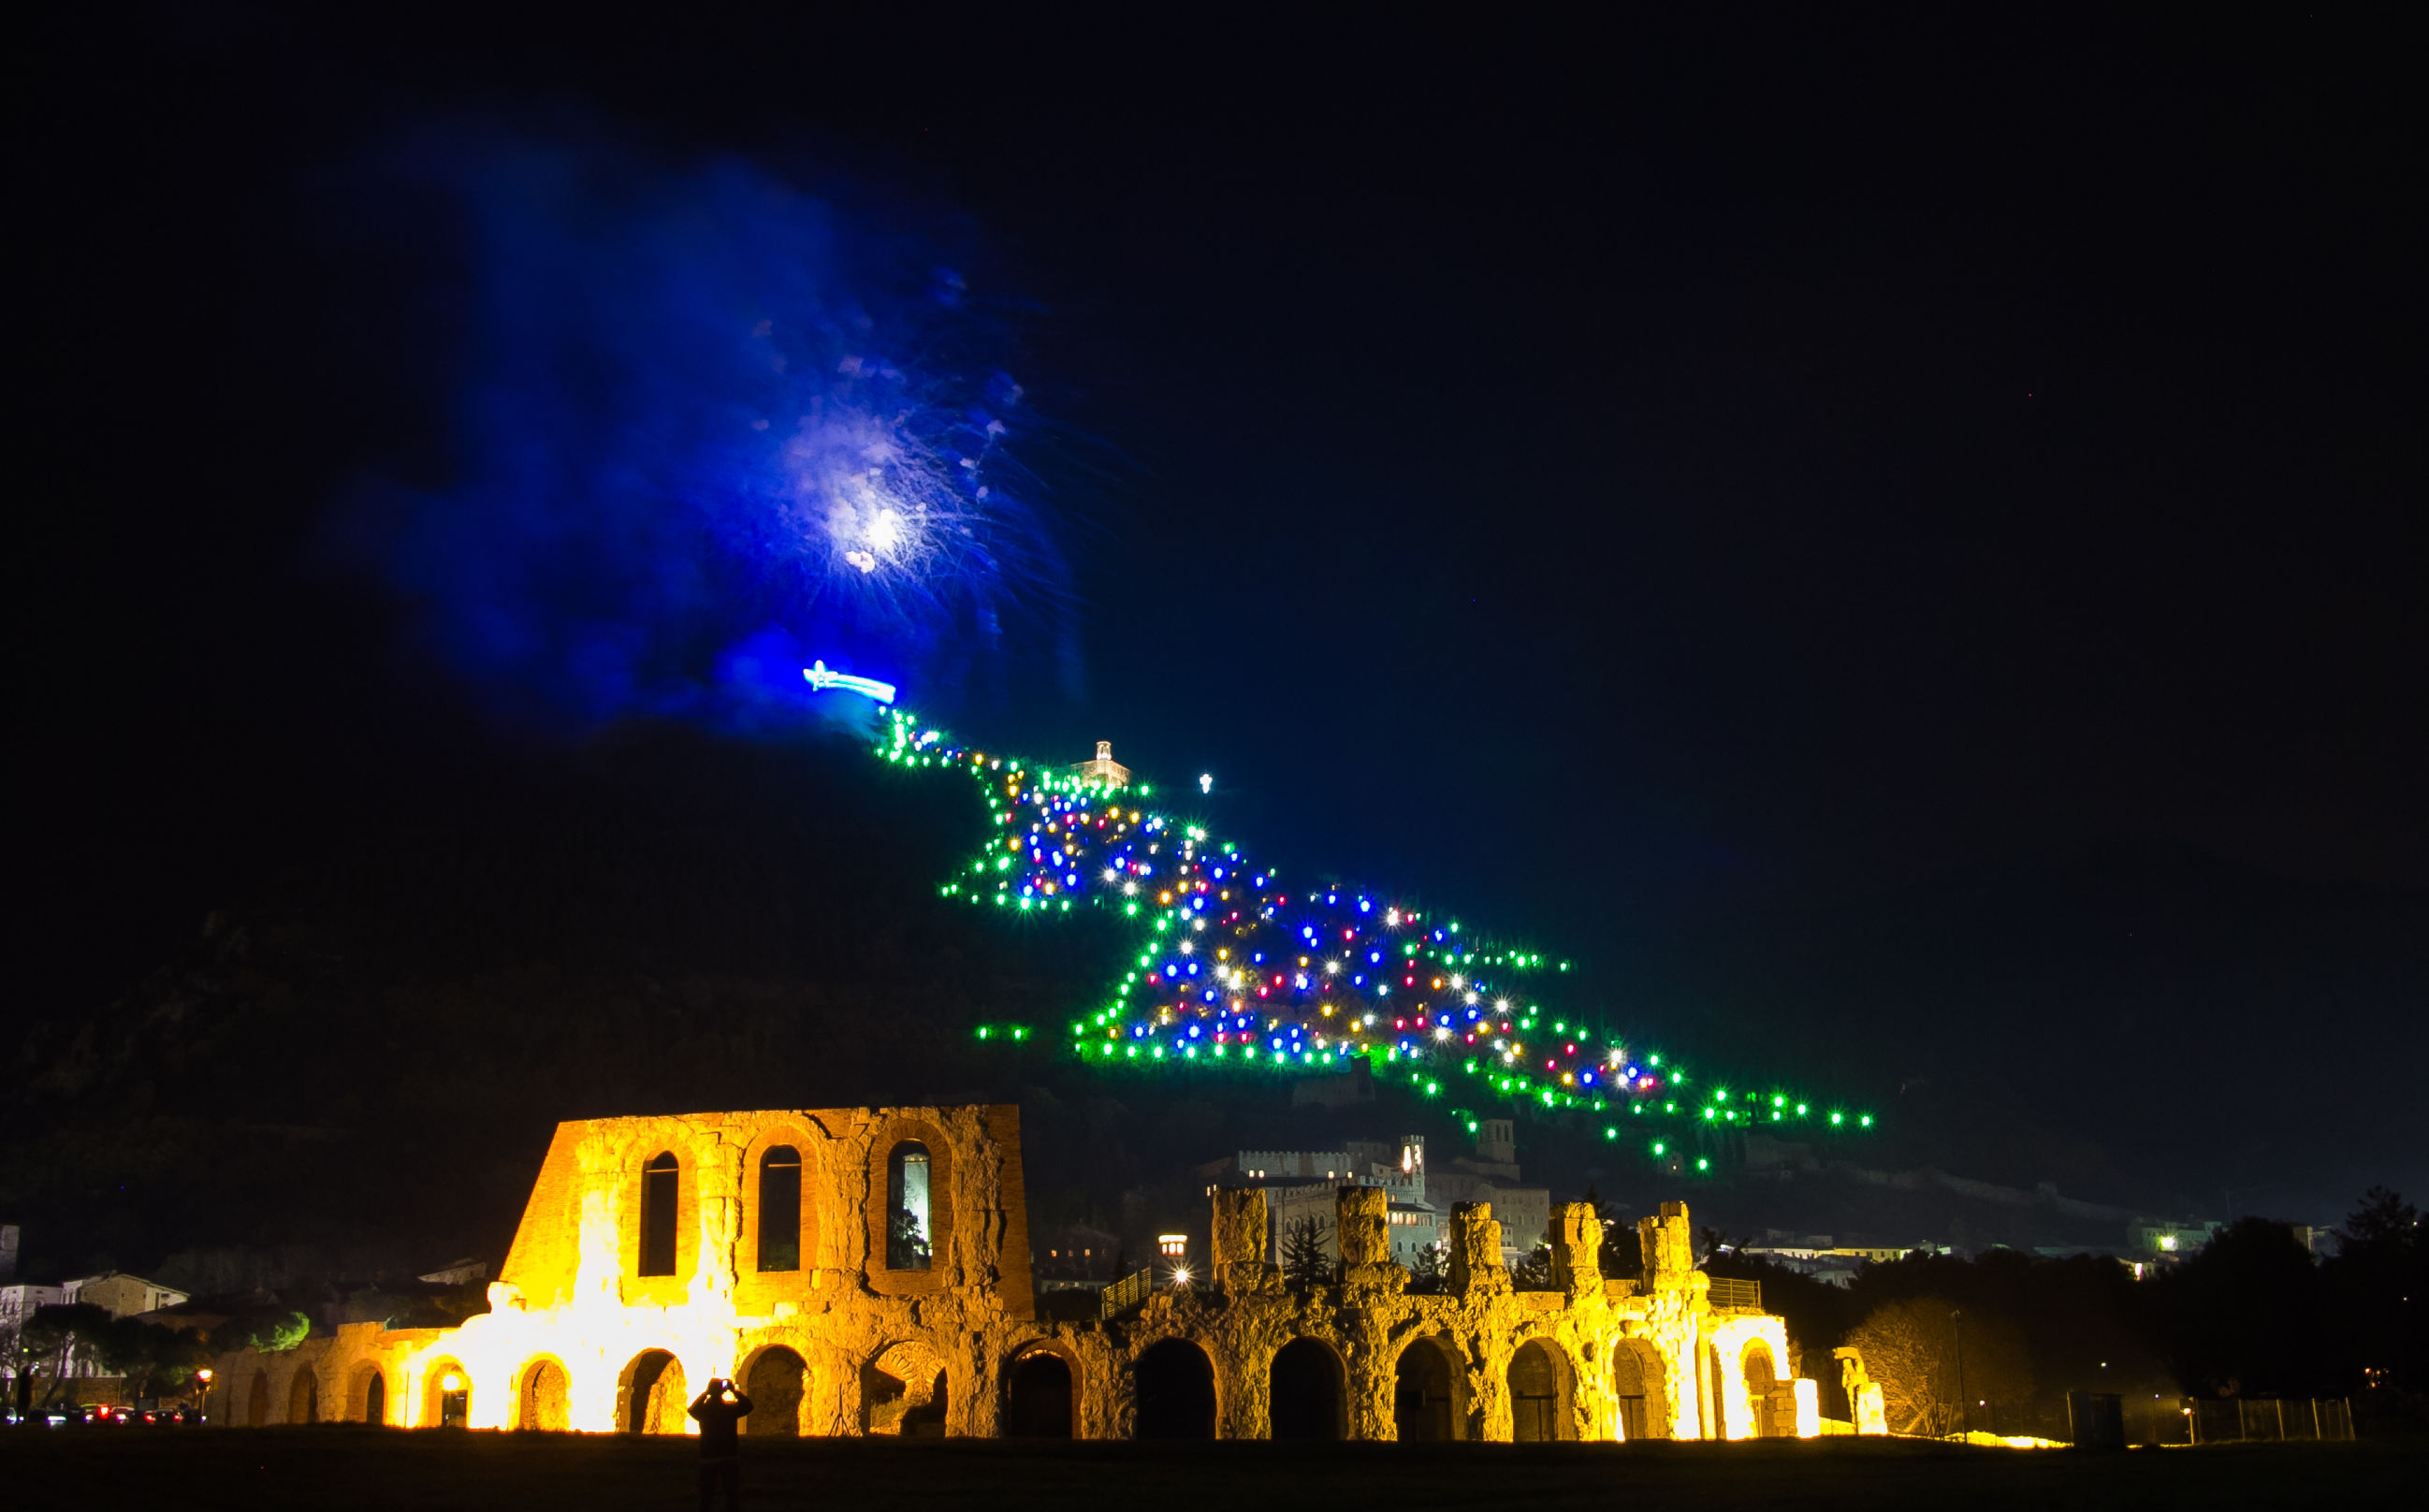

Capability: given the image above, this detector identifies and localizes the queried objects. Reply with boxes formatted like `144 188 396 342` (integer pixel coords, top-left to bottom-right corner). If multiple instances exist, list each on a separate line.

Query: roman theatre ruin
206 1104 1816 1441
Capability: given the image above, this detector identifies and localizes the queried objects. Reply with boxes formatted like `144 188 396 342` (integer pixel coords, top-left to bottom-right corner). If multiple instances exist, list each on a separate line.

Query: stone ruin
207 1103 1821 1440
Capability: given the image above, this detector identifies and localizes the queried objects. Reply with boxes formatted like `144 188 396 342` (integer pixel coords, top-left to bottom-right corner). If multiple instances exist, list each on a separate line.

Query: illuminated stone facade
208 1104 1812 1441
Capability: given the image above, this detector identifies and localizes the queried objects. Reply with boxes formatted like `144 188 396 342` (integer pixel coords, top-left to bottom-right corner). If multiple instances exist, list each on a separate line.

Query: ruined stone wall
210 1105 1801 1444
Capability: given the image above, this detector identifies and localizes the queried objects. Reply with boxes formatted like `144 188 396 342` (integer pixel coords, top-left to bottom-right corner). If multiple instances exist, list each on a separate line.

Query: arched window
886 1141 932 1270
1508 1340 1567 1442
427 1361 471 1429
288 1367 320 1424
1611 1339 1668 1440
1393 1336 1460 1441
1004 1349 1074 1439
363 1370 386 1426
640 1151 679 1276
1269 1339 1344 1440
1743 1341 1782 1438
519 1359 570 1432
1133 1339 1216 1440
620 1349 685 1434
744 1347 807 1437
759 1146 802 1272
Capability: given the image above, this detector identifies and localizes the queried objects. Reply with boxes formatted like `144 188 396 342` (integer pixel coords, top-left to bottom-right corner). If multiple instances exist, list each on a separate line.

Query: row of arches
633 1139 938 1281
225 1332 1770 1440
1092 1332 1678 1442
230 1358 410 1428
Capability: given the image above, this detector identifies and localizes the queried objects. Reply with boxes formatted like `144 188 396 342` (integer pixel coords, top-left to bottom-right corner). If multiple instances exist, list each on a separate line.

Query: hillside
5 723 2419 1290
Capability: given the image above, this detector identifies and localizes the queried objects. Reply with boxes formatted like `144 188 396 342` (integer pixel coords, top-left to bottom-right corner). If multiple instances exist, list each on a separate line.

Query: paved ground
1 1428 2412 1510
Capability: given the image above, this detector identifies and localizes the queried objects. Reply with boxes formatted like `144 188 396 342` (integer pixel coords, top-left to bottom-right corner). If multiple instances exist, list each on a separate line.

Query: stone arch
1609 1337 1670 1440
1131 1337 1217 1440
864 1117 953 1295
739 1345 807 1436
1268 1337 1345 1441
517 1357 572 1432
422 1358 471 1429
287 1365 320 1424
1002 1344 1075 1439
617 1349 688 1435
1741 1339 1784 1438
244 1370 270 1427
1391 1333 1464 1441
864 1340 948 1437
1507 1337 1576 1442
349 1363 387 1425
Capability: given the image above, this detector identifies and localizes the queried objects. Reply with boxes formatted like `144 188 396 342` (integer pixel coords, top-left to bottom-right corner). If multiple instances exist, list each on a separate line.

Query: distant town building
2131 1220 2222 1258
1214 1122 1554 1266
0 1282 66 1330
1222 1136 1441 1264
1034 1223 1122 1292
0 1281 67 1397
1070 741 1131 788
65 1272 191 1320
1424 1119 1551 1261
1733 1241 1948 1287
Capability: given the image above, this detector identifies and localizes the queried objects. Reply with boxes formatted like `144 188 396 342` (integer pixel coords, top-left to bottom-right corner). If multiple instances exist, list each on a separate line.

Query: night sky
21 8 2426 1230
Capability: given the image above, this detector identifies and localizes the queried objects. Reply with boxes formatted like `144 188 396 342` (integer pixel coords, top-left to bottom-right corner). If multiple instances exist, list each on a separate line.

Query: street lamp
1949 1309 1967 1440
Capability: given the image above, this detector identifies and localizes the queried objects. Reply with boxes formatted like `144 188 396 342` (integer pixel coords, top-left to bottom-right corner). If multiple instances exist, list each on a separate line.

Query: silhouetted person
688 1377 752 1512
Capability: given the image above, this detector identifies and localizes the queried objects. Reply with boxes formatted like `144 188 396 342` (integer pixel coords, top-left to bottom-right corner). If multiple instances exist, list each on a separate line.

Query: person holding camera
688 1376 754 1511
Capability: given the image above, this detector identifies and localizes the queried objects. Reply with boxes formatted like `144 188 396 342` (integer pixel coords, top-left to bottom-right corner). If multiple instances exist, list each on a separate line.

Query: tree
1584 1185 1640 1281
207 1309 311 1357
2339 1186 2422 1255
18 1303 110 1407
2159 1217 2324 1398
89 1319 211 1399
1844 1295 2031 1437
1280 1215 1332 1289
888 1207 931 1268
1845 1297 1952 1435
1405 1241 1448 1295
2328 1186 2425 1393
1511 1243 1556 1291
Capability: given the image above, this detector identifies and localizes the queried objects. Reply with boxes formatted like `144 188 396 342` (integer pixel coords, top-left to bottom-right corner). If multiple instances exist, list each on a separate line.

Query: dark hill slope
0 727 1125 1284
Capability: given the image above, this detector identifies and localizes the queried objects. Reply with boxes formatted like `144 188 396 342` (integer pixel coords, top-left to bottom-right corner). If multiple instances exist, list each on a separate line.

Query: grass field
2 1428 2411 1510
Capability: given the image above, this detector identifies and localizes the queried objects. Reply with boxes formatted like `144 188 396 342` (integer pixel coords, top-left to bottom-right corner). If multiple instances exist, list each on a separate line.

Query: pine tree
1281 1216 1333 1289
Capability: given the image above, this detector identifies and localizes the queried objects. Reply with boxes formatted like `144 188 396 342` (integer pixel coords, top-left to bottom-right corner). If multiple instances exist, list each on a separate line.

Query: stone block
1211 1187 1268 1269
1549 1200 1601 1294
1335 1186 1389 1266
1448 1202 1509 1296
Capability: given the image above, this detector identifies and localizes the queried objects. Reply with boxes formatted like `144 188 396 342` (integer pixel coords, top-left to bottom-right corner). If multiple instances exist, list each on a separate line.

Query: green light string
881 710 1872 1163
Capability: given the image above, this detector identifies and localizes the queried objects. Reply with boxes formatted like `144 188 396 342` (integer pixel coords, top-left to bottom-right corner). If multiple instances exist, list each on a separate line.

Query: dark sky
22 7 2427 1217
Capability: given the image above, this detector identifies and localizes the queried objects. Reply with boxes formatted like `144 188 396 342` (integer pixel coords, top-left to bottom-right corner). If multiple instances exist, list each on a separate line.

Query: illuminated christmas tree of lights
876 708 1872 1169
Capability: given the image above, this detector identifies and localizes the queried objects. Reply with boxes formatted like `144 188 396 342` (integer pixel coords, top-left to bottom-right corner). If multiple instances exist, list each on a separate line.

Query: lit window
887 1141 933 1270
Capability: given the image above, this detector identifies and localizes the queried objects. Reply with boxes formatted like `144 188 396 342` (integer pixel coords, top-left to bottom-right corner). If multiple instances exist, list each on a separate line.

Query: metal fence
1707 1277 1763 1311
2190 1397 2354 1443
1098 1268 1154 1320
